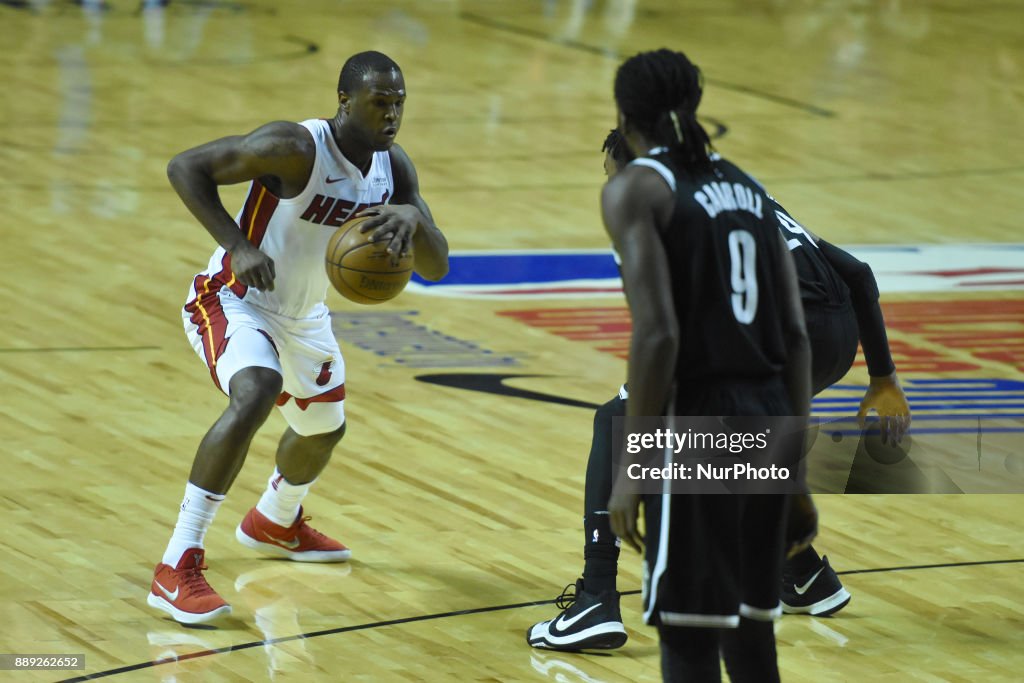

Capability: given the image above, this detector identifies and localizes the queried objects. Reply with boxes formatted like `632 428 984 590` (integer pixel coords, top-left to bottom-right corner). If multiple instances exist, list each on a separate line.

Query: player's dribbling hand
857 372 911 445
356 205 421 266
609 490 644 553
229 241 276 291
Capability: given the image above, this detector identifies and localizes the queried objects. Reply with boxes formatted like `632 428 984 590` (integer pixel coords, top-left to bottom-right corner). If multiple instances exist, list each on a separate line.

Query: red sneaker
236 507 351 562
147 548 231 624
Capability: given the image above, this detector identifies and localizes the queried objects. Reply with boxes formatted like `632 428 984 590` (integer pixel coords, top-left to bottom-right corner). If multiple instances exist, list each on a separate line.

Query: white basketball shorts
183 288 346 436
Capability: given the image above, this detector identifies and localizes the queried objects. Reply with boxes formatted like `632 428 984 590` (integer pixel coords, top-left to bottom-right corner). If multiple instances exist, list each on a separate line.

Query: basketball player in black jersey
605 47 810 681
527 128 911 652
533 50 909 680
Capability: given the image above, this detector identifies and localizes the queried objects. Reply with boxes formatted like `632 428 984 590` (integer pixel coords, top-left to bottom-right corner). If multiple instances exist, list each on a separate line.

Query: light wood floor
2 1 1023 681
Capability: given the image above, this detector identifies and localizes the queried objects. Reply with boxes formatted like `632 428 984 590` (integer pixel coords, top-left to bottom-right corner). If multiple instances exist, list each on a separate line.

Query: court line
0 346 159 354
836 558 1024 576
142 35 318 67
457 12 836 118
57 557 1024 682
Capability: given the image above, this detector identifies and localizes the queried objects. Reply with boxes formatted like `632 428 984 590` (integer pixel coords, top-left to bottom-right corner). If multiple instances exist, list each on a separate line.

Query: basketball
325 214 415 305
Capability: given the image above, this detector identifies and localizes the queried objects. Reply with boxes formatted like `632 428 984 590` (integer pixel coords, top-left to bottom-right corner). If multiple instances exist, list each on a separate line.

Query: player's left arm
817 239 910 443
602 167 679 552
356 143 449 281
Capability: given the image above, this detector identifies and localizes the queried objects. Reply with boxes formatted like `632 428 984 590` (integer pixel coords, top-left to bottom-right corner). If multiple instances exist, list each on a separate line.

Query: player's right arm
166 122 315 291
601 166 678 553
816 240 910 443
602 167 679 422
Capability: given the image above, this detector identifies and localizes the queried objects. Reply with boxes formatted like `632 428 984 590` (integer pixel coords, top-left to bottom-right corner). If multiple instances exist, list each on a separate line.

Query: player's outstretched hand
356 204 421 266
857 372 912 445
229 240 276 291
609 490 643 553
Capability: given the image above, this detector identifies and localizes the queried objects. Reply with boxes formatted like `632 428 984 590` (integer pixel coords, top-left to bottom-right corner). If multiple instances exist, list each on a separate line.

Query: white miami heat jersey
185 118 395 320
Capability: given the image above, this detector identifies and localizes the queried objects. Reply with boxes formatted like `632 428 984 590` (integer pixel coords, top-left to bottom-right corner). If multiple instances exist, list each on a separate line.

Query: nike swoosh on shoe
794 567 825 595
264 532 301 550
155 580 179 602
554 603 601 631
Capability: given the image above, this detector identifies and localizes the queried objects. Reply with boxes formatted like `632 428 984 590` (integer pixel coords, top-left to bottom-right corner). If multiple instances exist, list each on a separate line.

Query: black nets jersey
634 151 794 385
768 198 849 308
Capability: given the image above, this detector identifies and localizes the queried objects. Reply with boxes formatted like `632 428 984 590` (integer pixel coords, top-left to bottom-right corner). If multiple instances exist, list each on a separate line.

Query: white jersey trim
630 158 677 193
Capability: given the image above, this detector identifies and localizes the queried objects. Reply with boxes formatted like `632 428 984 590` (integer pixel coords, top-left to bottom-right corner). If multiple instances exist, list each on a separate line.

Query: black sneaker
527 579 627 651
781 555 851 616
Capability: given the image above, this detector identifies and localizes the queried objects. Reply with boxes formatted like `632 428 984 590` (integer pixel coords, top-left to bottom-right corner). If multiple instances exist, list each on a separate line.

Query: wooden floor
2 0 1023 681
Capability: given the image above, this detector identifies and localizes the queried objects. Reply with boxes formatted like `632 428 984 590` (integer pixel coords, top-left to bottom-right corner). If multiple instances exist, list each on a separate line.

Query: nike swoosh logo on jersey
155 580 179 602
554 603 601 631
793 567 825 595
326 176 347 184
264 532 301 550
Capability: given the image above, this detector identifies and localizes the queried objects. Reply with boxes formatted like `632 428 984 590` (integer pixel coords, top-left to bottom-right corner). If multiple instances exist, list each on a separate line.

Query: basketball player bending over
527 129 910 650
148 51 448 624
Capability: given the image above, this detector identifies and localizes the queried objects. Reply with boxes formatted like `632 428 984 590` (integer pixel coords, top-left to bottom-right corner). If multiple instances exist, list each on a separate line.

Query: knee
316 421 346 447
227 367 283 420
290 422 346 453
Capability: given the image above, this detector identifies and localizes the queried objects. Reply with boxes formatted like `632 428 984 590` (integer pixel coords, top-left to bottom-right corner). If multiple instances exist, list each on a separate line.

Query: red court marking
499 299 1024 373
916 267 1024 278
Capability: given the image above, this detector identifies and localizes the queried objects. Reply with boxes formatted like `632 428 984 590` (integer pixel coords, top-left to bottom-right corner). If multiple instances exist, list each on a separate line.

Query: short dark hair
613 49 711 172
602 128 634 168
338 51 401 93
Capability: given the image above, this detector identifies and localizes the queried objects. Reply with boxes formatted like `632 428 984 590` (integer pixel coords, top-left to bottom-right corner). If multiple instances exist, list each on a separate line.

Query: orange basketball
325 215 415 305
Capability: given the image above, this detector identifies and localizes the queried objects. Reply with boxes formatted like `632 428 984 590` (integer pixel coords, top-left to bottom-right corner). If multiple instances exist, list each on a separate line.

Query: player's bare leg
189 367 284 493
237 422 351 562
528 392 627 651
149 366 282 624
275 424 345 485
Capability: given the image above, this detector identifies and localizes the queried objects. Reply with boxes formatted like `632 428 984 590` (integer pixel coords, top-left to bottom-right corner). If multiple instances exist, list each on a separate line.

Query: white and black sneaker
781 555 851 616
527 579 627 651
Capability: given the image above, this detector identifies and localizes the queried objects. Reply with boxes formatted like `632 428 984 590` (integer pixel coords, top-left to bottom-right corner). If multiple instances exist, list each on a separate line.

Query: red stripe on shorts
276 383 347 410
184 275 231 391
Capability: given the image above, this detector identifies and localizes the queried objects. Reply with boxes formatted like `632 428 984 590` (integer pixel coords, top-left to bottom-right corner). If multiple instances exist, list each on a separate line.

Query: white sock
256 468 314 527
162 482 225 567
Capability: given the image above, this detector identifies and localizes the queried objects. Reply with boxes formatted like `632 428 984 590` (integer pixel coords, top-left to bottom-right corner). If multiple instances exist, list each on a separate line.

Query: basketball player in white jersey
148 51 449 624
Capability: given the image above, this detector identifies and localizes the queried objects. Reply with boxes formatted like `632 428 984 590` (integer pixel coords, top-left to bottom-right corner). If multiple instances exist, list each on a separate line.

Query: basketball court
1 0 1022 680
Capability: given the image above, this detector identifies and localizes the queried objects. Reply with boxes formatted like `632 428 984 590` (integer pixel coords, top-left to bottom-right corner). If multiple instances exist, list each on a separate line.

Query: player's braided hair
614 49 712 173
602 128 635 167
338 51 401 93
